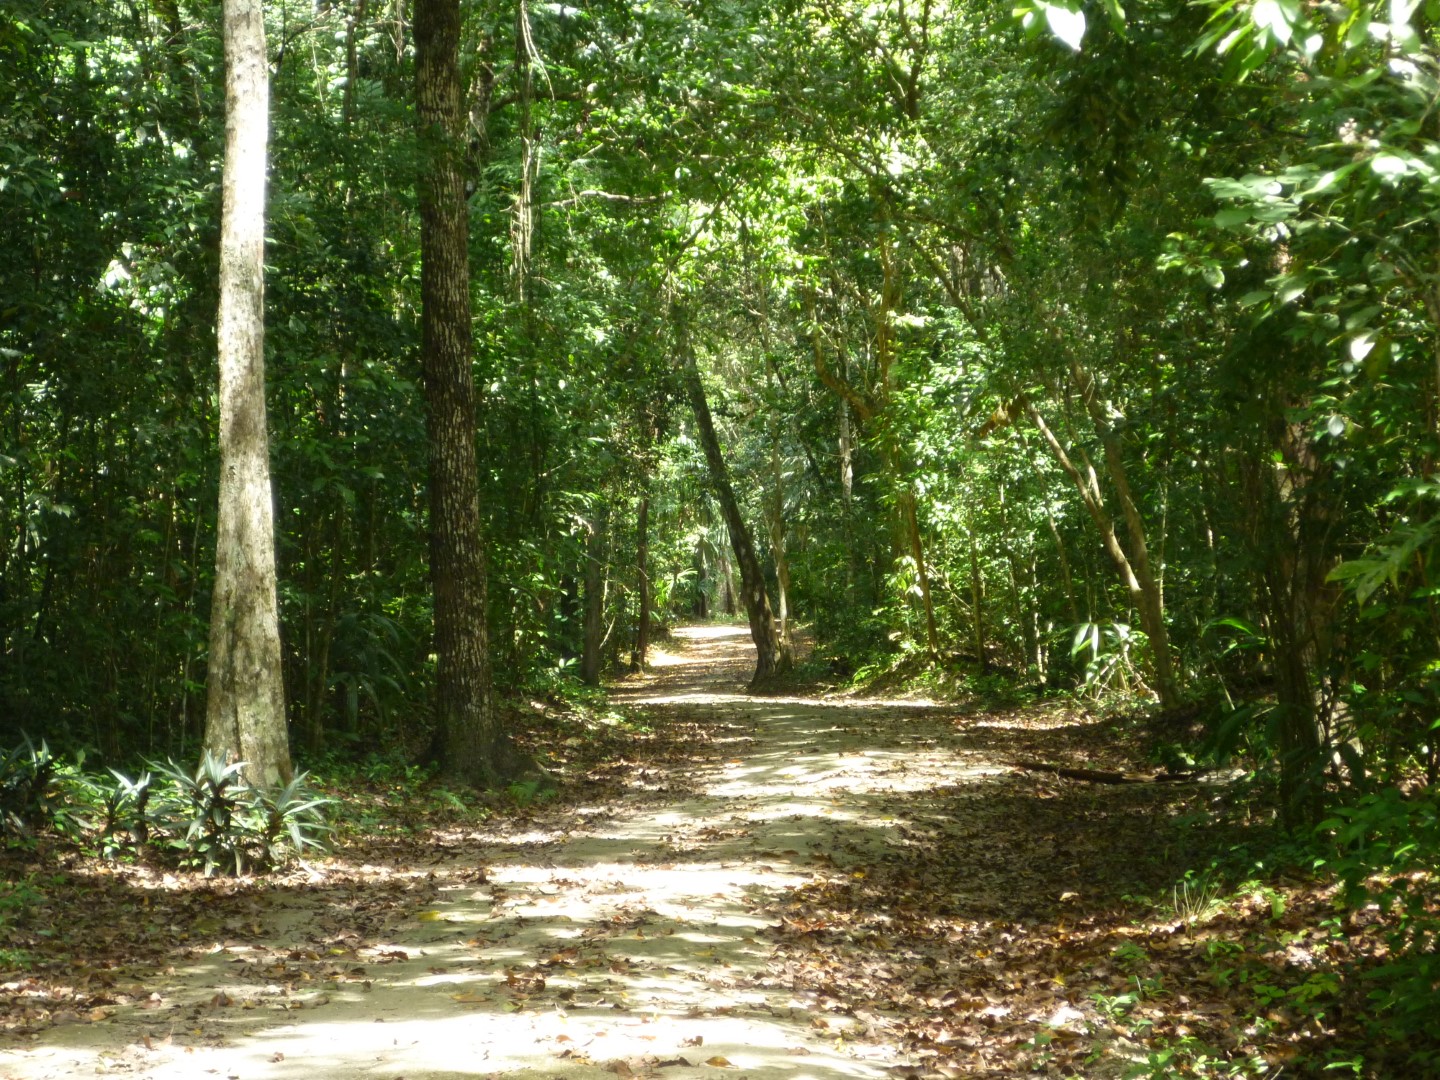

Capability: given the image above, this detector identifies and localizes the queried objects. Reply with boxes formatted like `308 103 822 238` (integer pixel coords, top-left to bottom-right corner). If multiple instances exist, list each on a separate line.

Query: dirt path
1 625 1200 1079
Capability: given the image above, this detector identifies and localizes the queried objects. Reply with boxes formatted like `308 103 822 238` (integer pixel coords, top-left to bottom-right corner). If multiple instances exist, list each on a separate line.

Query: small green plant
1204 938 1244 988
0 947 36 971
1319 786 1440 1054
1070 620 1145 700
1168 871 1225 926
97 768 154 856
1124 1036 1267 1079
0 875 41 928
1091 986 1140 1020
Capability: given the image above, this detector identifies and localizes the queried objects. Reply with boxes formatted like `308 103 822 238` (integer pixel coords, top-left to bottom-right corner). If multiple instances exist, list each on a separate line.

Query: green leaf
1371 154 1410 178
1348 331 1376 362
1043 2 1087 50
1251 0 1300 44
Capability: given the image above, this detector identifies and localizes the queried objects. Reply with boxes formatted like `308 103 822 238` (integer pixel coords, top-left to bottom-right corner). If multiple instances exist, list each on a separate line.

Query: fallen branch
1007 760 1209 785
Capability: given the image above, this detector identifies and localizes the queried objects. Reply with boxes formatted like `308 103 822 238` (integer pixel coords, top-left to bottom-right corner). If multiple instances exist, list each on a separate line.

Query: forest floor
0 625 1388 1078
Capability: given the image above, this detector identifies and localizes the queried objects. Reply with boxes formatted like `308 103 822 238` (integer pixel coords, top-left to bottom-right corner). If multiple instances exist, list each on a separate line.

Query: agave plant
149 751 253 876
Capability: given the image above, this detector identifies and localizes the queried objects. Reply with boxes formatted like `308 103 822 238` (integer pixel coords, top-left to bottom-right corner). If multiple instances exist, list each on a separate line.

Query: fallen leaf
705 1056 734 1068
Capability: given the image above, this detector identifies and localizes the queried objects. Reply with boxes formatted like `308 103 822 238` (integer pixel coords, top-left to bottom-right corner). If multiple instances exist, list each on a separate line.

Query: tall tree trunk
206 0 292 789
1238 441 1329 827
581 505 606 686
677 315 789 685
415 0 510 786
631 495 651 669
766 434 793 656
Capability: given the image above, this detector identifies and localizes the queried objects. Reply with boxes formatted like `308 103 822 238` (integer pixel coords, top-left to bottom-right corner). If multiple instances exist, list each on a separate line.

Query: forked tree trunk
677 316 789 686
205 0 292 790
415 0 510 785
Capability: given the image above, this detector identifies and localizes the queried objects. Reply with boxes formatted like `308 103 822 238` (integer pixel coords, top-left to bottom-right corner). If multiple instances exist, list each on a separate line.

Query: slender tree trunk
1025 400 1181 709
1044 507 1080 625
898 486 940 656
766 435 793 656
341 0 367 124
510 0 537 299
677 315 788 686
969 529 987 675
631 495 651 669
581 506 606 686
415 0 510 786
1239 446 1328 826
205 0 292 790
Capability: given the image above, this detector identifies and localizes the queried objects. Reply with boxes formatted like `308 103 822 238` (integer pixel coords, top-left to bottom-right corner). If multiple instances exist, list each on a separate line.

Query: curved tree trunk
415 0 511 786
205 0 292 790
677 313 789 686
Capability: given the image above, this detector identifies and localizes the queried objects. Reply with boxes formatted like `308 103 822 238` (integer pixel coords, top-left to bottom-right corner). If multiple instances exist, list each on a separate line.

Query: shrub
1 737 332 876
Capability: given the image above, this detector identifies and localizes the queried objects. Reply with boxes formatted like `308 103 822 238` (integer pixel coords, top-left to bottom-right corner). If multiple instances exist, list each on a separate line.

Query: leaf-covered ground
0 626 1413 1078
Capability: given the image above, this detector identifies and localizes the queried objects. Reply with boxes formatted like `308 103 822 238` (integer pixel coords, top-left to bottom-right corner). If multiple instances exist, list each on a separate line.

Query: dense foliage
2 0 1438 1064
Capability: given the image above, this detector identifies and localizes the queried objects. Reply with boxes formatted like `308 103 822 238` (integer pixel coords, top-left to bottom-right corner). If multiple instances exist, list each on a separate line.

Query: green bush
0 738 58 839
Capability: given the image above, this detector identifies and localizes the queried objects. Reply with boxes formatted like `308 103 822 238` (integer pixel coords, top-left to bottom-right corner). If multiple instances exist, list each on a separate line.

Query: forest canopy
5 0 1437 808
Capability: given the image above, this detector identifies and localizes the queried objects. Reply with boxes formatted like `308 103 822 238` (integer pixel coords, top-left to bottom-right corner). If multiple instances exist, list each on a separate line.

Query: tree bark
677 313 789 686
415 0 510 786
205 0 292 790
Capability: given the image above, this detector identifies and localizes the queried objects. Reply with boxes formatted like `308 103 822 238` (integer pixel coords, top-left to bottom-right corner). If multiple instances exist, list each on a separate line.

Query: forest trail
1 625 1191 1080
